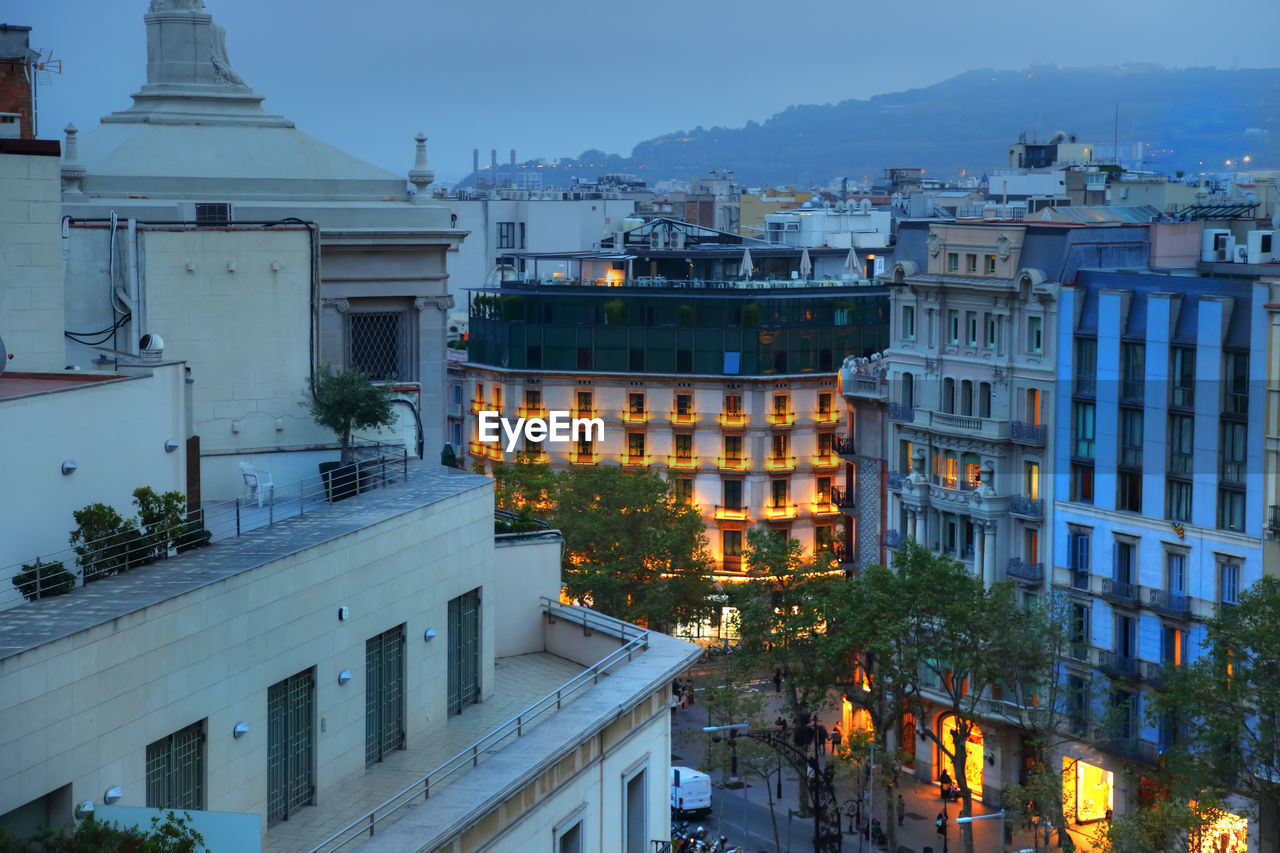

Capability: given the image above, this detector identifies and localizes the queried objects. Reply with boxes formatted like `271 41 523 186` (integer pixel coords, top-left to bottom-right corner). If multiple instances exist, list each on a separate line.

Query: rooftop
0 461 490 662
0 371 126 402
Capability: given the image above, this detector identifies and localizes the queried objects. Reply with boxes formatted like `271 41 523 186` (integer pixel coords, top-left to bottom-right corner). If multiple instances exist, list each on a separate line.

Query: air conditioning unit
1202 229 1233 262
1233 244 1249 264
1246 230 1276 264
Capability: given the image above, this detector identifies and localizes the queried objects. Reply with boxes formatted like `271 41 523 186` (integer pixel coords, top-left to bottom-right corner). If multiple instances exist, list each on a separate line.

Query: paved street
670 663 1093 852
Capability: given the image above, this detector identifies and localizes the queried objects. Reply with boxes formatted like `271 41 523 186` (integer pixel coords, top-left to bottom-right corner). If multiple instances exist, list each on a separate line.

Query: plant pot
320 461 358 502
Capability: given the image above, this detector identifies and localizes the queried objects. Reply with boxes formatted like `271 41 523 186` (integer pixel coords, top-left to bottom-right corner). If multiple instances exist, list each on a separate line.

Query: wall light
61 460 78 475
424 628 437 642
164 439 180 452
103 787 123 805
338 670 352 686
233 721 249 738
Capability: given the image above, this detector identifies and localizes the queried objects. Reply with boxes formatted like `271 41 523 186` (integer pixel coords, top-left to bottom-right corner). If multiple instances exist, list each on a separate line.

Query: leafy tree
304 364 395 463
69 503 142 581
549 465 715 633
0 810 205 852
132 487 188 564
489 457 555 511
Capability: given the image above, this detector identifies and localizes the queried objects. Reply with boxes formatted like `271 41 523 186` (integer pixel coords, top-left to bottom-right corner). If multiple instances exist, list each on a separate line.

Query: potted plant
305 364 395 501
12 558 76 601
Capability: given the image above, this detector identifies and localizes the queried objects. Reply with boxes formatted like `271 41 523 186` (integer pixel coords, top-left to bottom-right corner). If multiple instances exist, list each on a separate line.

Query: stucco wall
0 483 503 833
0 151 63 372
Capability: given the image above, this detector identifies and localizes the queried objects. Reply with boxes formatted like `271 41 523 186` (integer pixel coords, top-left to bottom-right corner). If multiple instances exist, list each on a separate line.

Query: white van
670 766 712 816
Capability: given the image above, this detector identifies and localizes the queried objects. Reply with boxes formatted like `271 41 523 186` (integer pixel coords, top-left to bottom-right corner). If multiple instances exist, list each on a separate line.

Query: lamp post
956 809 1004 853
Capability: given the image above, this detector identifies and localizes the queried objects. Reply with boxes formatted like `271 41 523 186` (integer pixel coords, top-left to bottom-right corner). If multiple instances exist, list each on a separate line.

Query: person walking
897 794 906 826
830 723 842 754
816 722 828 756
773 667 782 693
939 768 953 800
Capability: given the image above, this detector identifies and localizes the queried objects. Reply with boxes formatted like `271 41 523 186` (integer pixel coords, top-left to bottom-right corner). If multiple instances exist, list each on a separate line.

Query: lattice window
347 310 414 381
194 203 230 225
146 721 205 810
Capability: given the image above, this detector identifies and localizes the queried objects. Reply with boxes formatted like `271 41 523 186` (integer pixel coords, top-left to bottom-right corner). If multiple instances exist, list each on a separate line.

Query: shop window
1065 759 1113 823
938 716 983 799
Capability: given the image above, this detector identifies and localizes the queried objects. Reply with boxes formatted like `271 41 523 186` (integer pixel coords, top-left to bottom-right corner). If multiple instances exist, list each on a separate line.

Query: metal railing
834 434 856 456
2 445 408 611
1101 578 1140 607
884 529 905 548
831 486 855 511
309 607 649 853
888 402 915 423
1147 588 1190 618
1010 495 1044 518
1011 420 1047 445
1005 558 1044 583
1097 650 1140 680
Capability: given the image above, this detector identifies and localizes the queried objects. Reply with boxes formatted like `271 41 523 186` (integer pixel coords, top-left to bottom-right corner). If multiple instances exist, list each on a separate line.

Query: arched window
979 382 992 418
960 380 974 416
901 372 915 408
943 378 956 413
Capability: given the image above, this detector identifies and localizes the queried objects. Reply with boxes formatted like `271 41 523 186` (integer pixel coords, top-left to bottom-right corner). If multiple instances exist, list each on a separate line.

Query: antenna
35 49 63 85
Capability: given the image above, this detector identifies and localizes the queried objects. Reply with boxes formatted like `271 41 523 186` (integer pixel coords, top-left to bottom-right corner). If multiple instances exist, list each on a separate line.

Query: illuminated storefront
1064 758 1113 823
938 715 983 798
1194 808 1248 853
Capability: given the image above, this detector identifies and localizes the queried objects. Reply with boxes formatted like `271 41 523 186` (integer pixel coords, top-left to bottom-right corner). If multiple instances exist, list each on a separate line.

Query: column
973 521 985 579
983 522 998 589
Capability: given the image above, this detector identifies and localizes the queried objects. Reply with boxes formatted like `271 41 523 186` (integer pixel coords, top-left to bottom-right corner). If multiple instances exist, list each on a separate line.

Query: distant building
763 201 891 251
0 24 38 139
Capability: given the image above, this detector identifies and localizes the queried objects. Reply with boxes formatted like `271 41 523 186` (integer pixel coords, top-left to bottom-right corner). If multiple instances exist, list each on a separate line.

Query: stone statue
149 0 205 11
210 20 244 85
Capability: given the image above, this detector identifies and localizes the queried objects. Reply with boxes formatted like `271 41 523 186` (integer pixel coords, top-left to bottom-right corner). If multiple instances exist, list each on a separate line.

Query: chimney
473 148 479 175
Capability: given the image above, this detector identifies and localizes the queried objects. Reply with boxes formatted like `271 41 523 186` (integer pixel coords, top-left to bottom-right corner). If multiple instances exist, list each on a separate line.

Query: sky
9 0 1280 184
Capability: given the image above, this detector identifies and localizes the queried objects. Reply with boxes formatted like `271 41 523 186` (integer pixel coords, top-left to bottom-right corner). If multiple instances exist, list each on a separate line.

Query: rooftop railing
309 603 648 853
504 276 880 291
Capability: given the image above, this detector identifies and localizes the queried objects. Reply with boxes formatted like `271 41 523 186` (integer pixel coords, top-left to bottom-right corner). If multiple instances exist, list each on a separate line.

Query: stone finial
61 123 86 194
62 123 80 164
408 132 434 201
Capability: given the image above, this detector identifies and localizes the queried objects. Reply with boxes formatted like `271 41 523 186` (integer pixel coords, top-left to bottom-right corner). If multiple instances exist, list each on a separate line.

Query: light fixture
985 751 996 766
338 607 349 621
164 439 180 452
74 801 94 820
231 420 240 433
61 460 78 475
338 670 352 685
424 628 437 642
233 721 249 738
103 787 123 805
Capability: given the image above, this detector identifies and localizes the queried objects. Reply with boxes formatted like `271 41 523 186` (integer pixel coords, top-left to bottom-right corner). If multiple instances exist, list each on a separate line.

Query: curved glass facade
468 286 889 375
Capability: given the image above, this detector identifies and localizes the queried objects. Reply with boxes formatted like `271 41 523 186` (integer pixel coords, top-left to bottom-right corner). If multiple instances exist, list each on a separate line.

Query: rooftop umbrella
842 247 862 277
799 248 812 279
741 247 754 279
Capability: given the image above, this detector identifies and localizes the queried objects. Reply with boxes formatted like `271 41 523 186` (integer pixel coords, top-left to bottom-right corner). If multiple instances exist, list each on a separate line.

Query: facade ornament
149 0 204 10
61 123 86 194
992 365 1009 385
415 295 455 312
926 231 942 257
323 298 350 313
408 132 435 200
996 233 1013 261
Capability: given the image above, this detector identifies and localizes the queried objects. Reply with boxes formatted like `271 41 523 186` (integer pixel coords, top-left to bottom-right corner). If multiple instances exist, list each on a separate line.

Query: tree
0 810 205 852
1137 575 1280 853
304 364 395 463
549 466 715 633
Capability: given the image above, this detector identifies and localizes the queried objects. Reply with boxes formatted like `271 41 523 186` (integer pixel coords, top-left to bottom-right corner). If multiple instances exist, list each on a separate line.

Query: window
1166 479 1192 523
985 254 996 274
627 432 646 461
978 381 992 418
722 530 743 568
724 394 743 416
770 432 789 460
948 310 960 343
966 312 978 346
1068 529 1091 573
947 252 959 272
1219 561 1240 605
1121 343 1145 402
724 435 743 461
628 392 645 415
1171 347 1195 408
1073 402 1095 458
1169 415 1194 474
676 392 693 417
1220 421 1246 484
146 722 205 810
770 478 789 508
959 379 973 416
816 475 832 504
518 221 526 250
267 669 316 823
1115 540 1135 585
365 625 406 765
1075 338 1097 396
194 202 230 224
1071 463 1094 504
940 451 959 488
1120 409 1144 468
902 305 916 340
1218 489 1245 532
1069 602 1090 658
966 253 977 273
624 769 647 853
1117 471 1142 513
1114 614 1137 661
985 313 997 349
576 436 594 458
1024 461 1040 500
962 452 981 488
557 820 583 853
493 386 502 410
674 433 693 460
1026 388 1042 425
497 221 516 249
899 439 913 474
523 388 542 414
772 394 789 416
942 377 956 413
1224 351 1249 415
723 479 743 509
817 432 834 458
1166 551 1186 595
1027 316 1043 354
674 477 693 503
347 310 414 381
818 392 832 415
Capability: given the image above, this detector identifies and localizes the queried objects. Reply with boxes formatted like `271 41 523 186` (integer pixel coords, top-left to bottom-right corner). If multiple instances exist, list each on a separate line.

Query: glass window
1027 316 1043 353
1166 479 1192 523
985 313 997 349
947 252 959 272
627 432 645 460
1024 461 1040 500
1120 409 1143 468
1075 338 1097 396
724 435 743 461
1171 347 1195 408
1068 530 1091 572
1117 470 1142 513
674 477 693 502
1026 388 1042 425
1219 561 1240 605
771 433 789 459
723 479 743 509
628 392 645 415
674 433 693 460
1071 463 1094 504
1121 343 1145 402
966 312 978 346
497 221 516 249
576 390 593 415
723 530 743 563
771 478 789 507
523 388 541 412
966 253 977 273
1220 421 1246 484
818 392 832 415
1169 415 1194 474
816 475 832 504
1073 402 1095 458
1165 551 1186 595
1218 489 1245 532
902 305 916 340
773 394 789 415
985 254 996 274
1224 351 1249 415
948 310 960 343
676 393 693 416
724 394 743 415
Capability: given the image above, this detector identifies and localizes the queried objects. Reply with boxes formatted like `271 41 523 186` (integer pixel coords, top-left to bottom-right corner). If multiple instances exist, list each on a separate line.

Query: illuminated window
771 479 788 508
628 392 645 415
966 253 977 273
627 432 645 461
818 392 832 415
1066 759 1113 823
947 252 959 272
938 716 983 798
1024 461 1039 500
674 433 693 460
575 390 593 416
985 254 996 274
675 393 693 417
942 453 959 488
962 453 981 488
724 435 742 461
724 394 743 416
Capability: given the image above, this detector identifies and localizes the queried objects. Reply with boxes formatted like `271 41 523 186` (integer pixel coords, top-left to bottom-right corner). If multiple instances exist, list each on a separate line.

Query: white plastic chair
239 461 274 507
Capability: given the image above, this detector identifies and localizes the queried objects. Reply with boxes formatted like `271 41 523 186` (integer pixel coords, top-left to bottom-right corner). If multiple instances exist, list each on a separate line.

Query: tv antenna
35 49 63 86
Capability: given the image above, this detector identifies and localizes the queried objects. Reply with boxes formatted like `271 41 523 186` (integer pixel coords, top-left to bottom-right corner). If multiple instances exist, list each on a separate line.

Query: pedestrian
816 722 828 756
669 693 678 718
938 768 952 800
830 723 842 753
936 811 946 837
775 715 787 732
773 667 782 693
681 685 690 709
686 683 695 707
897 794 905 826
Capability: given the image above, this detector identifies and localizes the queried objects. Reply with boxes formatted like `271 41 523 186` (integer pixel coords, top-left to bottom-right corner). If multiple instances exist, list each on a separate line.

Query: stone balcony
1005 557 1044 584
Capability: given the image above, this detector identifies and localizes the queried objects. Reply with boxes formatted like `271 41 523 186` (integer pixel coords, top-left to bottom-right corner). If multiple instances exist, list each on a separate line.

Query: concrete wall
0 362 188 609
0 483 504 834
494 533 564 658
0 150 63 372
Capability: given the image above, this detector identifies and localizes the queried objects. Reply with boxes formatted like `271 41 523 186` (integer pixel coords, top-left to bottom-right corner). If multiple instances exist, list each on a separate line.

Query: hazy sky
9 0 1279 182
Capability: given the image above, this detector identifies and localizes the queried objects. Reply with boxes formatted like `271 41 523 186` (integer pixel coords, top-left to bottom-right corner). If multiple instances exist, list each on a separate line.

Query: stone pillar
973 522 985 578
983 522 998 588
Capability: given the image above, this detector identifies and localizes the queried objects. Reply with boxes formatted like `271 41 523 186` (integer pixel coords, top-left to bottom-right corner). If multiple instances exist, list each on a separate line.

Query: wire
65 313 132 346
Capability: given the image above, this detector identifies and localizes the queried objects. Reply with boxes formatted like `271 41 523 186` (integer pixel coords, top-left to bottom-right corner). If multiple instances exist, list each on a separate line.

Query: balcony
1147 588 1191 619
884 529 905 548
1269 505 1280 535
714 505 749 521
1101 578 1140 607
714 455 750 472
811 499 840 516
813 409 841 426
841 372 887 400
619 454 651 468
762 503 798 521
620 409 650 425
718 411 749 428
888 402 915 423
832 486 856 512
887 471 905 492
925 410 1011 441
834 433 856 458
515 450 548 464
1094 731 1159 767
1097 650 1140 680
666 455 699 471
764 455 797 472
568 449 598 465
1143 661 1170 688
1011 420 1047 446
766 409 797 427
833 542 854 566
470 398 487 414
670 409 698 426
1005 558 1044 584
1009 495 1044 519
516 405 547 420
811 453 841 470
